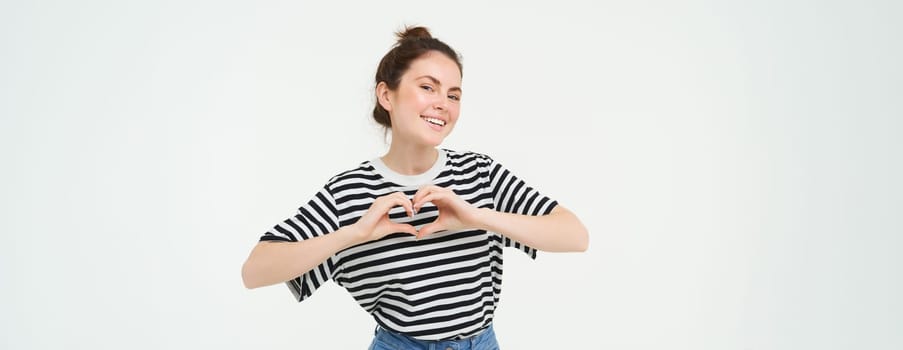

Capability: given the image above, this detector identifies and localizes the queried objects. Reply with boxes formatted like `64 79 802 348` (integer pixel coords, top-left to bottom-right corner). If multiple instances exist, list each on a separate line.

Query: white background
2 1 901 349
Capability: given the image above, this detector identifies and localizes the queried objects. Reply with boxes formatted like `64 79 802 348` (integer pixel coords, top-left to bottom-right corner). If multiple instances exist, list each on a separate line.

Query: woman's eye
448 95 460 101
420 85 433 92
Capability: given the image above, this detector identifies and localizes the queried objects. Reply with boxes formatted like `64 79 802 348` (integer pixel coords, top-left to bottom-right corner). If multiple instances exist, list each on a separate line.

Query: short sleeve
486 156 559 259
258 185 341 302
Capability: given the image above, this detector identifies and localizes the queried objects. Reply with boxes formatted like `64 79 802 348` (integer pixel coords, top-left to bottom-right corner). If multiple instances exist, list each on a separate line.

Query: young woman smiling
241 26 588 350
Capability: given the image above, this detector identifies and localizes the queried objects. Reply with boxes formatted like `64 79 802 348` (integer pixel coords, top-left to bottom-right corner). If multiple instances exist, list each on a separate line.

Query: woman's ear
376 81 393 112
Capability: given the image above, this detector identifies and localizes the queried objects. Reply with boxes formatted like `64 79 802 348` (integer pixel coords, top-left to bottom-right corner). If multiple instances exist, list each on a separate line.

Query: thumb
417 222 445 239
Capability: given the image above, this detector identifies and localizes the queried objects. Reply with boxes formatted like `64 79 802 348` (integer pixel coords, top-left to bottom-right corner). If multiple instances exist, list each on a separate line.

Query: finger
379 192 413 217
413 192 447 212
371 196 397 216
393 192 414 217
412 185 443 209
413 185 448 210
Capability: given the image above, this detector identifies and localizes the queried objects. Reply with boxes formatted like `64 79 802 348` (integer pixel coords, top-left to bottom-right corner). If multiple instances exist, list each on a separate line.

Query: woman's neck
381 141 439 176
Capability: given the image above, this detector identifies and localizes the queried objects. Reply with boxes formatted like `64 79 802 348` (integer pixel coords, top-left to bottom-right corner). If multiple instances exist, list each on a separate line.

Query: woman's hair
372 26 463 129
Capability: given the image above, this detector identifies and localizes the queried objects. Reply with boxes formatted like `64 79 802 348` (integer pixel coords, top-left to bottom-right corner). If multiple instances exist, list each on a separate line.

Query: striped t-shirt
259 149 558 340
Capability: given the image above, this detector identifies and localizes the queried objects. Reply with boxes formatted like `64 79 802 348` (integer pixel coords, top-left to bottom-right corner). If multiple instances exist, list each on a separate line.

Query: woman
241 26 589 349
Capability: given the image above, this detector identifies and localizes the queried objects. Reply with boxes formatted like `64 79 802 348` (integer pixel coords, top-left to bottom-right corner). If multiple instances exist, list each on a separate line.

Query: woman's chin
393 130 449 148
417 134 447 148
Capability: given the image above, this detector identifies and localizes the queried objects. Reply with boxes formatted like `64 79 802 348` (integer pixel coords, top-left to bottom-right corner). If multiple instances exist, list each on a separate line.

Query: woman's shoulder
442 148 496 164
321 159 380 188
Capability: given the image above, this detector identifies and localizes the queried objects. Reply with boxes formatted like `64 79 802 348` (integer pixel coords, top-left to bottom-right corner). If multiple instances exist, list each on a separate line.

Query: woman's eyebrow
417 75 462 93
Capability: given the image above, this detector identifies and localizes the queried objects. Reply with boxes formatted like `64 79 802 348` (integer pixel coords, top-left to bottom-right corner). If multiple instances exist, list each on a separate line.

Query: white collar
370 149 448 187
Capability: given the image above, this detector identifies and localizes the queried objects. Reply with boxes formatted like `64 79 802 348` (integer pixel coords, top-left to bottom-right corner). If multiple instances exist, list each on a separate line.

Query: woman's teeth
421 116 446 126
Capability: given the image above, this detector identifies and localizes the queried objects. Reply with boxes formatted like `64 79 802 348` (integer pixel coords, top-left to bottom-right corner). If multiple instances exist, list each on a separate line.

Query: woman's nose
433 96 447 111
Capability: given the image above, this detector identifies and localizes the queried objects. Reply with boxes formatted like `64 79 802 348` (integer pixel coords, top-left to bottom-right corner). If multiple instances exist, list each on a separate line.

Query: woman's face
381 51 462 148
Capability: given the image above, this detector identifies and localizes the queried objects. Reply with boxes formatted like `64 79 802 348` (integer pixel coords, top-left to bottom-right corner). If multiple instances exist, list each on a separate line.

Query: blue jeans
368 324 500 350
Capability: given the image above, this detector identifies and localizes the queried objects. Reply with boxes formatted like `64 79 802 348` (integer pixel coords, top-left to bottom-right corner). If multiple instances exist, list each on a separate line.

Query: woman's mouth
421 116 446 131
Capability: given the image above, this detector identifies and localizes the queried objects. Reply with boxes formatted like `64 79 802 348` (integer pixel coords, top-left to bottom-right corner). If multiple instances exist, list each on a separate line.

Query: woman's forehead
404 53 462 86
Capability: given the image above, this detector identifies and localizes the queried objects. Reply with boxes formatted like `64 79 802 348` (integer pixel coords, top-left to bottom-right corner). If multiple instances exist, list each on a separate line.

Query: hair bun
395 26 432 43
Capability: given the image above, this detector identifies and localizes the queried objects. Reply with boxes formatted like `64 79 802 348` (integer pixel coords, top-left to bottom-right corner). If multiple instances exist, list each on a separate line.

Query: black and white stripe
259 149 557 340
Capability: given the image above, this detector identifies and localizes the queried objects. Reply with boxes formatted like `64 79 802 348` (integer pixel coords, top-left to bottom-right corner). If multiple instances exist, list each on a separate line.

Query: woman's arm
241 226 360 289
241 192 418 289
476 205 589 252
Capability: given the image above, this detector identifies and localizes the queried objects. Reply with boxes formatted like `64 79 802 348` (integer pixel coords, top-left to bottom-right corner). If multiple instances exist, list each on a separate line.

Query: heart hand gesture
350 192 418 243
412 185 483 239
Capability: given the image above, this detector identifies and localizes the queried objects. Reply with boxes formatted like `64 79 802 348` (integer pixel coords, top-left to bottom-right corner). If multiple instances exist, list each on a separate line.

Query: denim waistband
369 324 499 350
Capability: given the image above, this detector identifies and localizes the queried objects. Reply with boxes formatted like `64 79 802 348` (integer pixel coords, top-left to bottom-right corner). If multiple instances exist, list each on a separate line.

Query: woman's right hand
348 191 418 244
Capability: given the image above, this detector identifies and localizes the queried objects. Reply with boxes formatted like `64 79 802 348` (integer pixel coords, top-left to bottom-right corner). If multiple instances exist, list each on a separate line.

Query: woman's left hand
411 185 484 238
